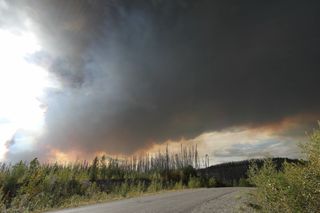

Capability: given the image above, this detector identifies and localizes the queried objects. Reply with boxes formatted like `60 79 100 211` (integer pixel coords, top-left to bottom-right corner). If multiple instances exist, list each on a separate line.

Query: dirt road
49 187 253 213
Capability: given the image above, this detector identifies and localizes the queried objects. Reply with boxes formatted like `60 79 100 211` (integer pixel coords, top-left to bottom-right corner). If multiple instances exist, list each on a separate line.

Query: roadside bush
130 181 146 195
173 180 184 190
148 179 163 192
207 177 217 188
117 181 130 197
238 178 251 187
249 124 320 212
180 165 197 185
188 176 201 188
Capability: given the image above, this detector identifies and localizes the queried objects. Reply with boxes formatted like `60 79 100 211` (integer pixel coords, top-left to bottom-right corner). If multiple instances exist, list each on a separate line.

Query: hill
197 158 303 186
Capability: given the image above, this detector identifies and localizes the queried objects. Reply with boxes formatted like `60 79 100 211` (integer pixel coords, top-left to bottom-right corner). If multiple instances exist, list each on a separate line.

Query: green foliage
130 181 146 195
180 165 197 185
238 178 251 187
89 157 99 182
173 180 184 190
207 177 217 188
148 179 163 192
0 145 205 212
187 176 201 188
249 124 320 212
118 181 130 197
100 155 107 180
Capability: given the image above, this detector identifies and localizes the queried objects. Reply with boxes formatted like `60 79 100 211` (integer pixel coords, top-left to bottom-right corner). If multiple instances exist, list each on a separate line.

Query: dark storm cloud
2 0 320 159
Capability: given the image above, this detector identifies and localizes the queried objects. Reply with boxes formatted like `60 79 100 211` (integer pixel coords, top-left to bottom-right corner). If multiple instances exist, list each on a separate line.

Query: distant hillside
197 158 303 186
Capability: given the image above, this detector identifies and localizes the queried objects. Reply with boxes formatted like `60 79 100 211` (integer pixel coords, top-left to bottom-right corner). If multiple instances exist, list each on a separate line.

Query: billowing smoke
1 0 320 161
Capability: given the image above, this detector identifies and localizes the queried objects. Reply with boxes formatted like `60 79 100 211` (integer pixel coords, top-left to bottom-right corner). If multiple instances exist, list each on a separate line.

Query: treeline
1 136 313 213
198 157 303 186
0 145 216 212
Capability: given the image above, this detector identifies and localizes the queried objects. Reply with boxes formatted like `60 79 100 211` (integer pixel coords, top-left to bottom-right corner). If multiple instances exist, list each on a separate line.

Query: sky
0 0 319 164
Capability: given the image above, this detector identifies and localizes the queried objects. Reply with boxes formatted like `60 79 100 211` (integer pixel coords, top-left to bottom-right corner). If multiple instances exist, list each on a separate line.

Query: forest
0 145 217 212
1 126 319 212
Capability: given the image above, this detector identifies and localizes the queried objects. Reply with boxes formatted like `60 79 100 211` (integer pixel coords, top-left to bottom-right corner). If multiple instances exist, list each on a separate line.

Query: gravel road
49 187 254 213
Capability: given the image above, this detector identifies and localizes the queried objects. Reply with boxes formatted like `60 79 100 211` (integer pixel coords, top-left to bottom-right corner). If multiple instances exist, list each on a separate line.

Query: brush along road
50 187 254 213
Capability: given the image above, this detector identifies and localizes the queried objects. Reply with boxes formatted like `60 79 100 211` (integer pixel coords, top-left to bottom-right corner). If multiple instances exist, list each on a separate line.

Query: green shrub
148 179 163 192
188 176 201 188
180 165 197 185
130 181 146 194
173 180 184 190
118 181 130 197
249 124 320 212
207 177 217 188
238 178 251 187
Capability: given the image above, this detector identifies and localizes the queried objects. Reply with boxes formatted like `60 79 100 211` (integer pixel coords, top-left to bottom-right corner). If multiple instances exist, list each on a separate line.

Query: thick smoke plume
1 0 320 161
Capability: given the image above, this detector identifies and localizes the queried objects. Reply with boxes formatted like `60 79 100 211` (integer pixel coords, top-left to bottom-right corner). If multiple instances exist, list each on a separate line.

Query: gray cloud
2 0 320 161
213 140 299 159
